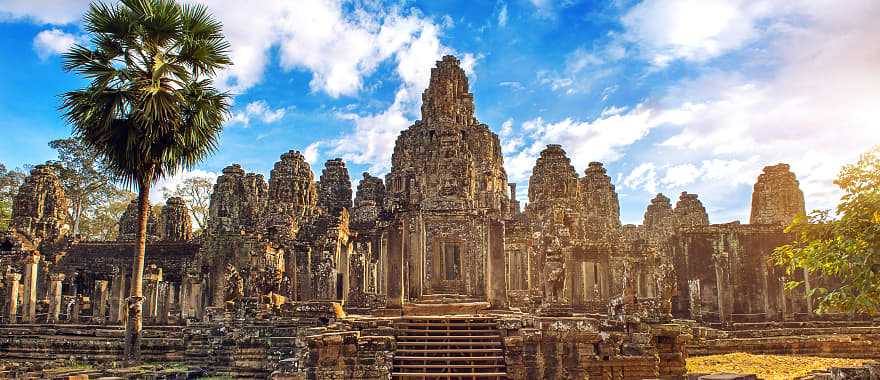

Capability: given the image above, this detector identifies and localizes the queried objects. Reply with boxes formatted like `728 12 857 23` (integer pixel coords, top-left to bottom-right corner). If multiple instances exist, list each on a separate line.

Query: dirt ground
687 352 874 380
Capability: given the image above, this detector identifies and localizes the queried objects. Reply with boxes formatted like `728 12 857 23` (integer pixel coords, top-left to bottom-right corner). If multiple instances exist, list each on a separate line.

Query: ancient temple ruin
1 56 876 379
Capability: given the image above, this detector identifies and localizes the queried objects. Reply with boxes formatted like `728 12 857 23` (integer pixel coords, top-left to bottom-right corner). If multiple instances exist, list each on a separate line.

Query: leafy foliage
78 188 134 241
161 175 212 233
0 163 27 230
45 138 115 236
774 145 880 315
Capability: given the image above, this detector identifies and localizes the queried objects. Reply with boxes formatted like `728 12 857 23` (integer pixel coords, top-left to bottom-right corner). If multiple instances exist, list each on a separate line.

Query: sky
0 0 878 224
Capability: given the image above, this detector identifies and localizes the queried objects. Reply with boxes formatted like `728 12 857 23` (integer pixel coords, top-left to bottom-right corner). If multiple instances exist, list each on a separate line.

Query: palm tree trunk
124 175 151 365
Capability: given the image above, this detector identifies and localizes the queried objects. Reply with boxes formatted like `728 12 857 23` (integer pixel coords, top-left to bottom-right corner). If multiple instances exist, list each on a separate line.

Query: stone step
398 341 501 347
396 322 498 327
396 348 503 355
398 335 500 340
394 356 505 362
395 364 504 369
398 329 500 335
391 372 507 378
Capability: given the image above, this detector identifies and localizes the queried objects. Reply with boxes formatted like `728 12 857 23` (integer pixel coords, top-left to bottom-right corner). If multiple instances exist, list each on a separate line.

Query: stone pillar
72 295 83 323
158 283 175 324
48 273 65 323
713 253 733 324
179 279 190 320
109 269 127 324
386 222 403 309
5 273 21 323
21 253 40 323
93 280 109 324
487 220 507 309
144 266 163 322
190 279 204 320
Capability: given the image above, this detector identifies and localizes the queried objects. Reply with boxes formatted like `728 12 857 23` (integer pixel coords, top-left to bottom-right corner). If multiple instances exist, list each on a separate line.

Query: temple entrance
438 241 463 291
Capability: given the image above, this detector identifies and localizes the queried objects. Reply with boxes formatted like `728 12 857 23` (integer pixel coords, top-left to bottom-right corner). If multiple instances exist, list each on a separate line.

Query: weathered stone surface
159 197 192 241
750 163 805 226
117 199 159 241
673 192 710 228
12 164 69 242
207 164 268 235
351 173 385 227
578 161 620 241
265 150 318 240
317 158 352 217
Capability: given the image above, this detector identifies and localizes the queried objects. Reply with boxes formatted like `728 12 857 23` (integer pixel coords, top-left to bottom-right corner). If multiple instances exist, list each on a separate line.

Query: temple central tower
383 56 509 307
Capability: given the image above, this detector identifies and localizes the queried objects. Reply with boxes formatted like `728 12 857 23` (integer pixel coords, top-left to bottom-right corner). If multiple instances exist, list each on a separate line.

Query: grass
687 353 873 380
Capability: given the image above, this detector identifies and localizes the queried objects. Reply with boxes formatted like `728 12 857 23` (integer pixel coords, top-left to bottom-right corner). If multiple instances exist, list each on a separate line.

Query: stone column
803 268 814 318
487 220 507 309
386 222 403 309
179 279 190 320
190 279 204 320
22 253 40 323
93 280 109 324
5 273 21 323
144 267 163 322
158 283 175 325
713 253 733 324
109 269 127 324
72 295 83 323
48 273 65 323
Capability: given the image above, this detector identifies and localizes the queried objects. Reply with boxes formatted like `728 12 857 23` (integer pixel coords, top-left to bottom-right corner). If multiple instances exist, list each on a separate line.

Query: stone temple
0 56 877 379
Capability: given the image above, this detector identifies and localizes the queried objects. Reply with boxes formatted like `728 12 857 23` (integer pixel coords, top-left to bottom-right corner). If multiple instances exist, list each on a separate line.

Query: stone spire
643 193 673 229
317 158 352 217
12 164 69 242
750 163 805 226
673 192 709 228
265 151 318 239
578 162 621 240
159 197 192 241
206 164 268 235
528 145 579 206
644 193 674 245
420 55 476 126
352 172 386 227
117 199 159 241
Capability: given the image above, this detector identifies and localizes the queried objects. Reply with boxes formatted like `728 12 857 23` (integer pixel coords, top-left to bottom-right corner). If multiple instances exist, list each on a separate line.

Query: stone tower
317 158 353 217
578 162 621 241
387 55 508 214
673 192 709 228
528 145 578 209
206 164 268 235
351 173 385 227
265 151 317 240
117 199 159 241
643 193 674 245
159 197 192 241
12 164 69 242
750 163 805 226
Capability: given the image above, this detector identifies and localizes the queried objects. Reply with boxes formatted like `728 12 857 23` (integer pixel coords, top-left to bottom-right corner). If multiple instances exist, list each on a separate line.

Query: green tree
774 145 880 315
47 138 115 237
161 175 212 233
0 164 27 230
60 0 231 362
79 189 134 240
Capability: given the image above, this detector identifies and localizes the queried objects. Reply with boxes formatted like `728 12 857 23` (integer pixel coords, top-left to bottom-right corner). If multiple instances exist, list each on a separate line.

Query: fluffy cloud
32 28 80 60
501 103 696 184
228 100 286 127
621 0 780 66
0 0 91 24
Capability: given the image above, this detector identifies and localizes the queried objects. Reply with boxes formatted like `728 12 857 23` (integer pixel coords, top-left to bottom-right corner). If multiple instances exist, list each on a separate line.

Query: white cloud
32 29 79 60
661 163 700 187
497 2 508 27
622 163 657 194
0 0 91 25
621 0 780 66
228 100 286 127
650 0 880 214
500 103 696 184
303 142 322 165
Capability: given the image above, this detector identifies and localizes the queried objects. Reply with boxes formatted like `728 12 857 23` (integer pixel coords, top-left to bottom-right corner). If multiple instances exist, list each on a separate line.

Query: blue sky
0 0 878 224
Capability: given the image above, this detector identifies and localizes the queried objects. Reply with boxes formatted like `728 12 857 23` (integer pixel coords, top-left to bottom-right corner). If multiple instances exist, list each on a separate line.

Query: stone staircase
392 316 507 379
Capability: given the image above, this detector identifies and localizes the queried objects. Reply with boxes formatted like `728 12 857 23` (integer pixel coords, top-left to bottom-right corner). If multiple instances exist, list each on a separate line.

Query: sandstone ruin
1 56 877 379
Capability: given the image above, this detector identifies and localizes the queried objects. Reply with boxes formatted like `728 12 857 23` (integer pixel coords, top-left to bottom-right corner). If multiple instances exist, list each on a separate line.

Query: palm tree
60 0 231 363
